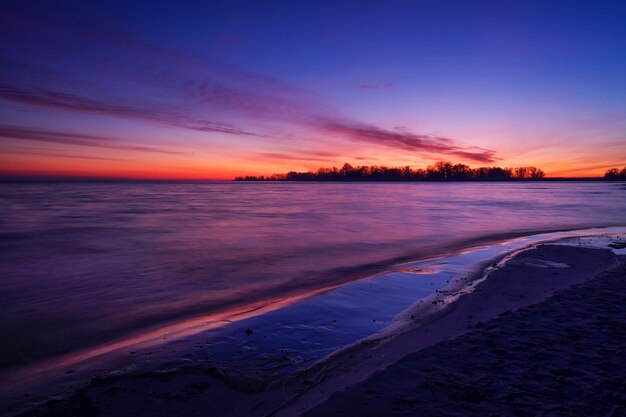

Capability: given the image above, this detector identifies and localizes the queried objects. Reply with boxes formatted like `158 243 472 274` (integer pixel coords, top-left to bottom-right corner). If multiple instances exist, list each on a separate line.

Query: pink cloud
0 124 187 155
315 120 497 163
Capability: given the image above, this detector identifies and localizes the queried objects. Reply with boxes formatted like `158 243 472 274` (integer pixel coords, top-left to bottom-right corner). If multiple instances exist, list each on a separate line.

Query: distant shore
1 177 624 182
234 161 626 182
12 233 626 417
234 177 623 182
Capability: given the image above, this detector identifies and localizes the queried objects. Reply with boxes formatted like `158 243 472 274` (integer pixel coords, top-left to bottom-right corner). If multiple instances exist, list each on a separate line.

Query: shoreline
306 251 626 416
5 225 616 373
4 230 626 417
274 238 625 416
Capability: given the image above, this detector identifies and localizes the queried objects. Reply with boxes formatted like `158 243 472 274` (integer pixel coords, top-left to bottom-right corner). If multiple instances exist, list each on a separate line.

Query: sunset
2 2 626 179
1 2 626 417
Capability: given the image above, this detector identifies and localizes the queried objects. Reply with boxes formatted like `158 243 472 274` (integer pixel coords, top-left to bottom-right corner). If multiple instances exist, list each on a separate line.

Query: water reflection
0 181 625 371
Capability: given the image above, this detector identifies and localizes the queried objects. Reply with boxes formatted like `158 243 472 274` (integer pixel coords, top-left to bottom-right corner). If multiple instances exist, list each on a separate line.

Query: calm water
1 181 625 372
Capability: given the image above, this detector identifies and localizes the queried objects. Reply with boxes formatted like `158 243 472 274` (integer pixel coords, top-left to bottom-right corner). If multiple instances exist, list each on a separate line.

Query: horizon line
0 174 617 182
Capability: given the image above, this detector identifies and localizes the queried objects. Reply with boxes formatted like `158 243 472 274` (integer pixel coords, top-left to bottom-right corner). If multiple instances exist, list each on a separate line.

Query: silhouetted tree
512 166 545 179
234 161 551 181
604 167 626 180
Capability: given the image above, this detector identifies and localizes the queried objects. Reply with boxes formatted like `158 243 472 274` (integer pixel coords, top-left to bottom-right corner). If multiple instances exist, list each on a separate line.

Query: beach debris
608 241 626 249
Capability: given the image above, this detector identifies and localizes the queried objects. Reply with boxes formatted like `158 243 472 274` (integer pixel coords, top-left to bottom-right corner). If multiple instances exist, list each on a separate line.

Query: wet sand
307 252 626 416
12 243 626 417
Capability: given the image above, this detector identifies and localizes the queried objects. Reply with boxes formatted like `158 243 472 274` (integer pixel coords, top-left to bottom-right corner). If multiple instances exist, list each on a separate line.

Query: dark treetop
236 162 626 182
235 161 547 181
604 167 626 180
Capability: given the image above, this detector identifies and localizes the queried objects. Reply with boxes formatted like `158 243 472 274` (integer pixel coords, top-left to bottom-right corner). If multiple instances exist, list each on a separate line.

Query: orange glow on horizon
1 149 619 180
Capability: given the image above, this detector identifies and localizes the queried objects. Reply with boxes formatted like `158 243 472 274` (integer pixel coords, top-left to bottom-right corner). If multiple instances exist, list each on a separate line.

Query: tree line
604 166 626 180
235 161 547 181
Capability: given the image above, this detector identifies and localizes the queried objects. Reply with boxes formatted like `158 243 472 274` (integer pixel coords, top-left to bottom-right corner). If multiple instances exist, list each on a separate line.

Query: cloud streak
315 120 497 163
0 83 256 136
256 152 341 163
5 148 128 162
0 3 500 167
0 124 186 155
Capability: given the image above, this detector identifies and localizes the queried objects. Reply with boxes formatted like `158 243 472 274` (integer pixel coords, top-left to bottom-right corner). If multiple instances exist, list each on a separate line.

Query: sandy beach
306 249 626 417
11 236 625 417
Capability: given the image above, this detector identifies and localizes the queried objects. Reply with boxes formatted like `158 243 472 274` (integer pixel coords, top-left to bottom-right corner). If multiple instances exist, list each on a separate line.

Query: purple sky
1 1 625 178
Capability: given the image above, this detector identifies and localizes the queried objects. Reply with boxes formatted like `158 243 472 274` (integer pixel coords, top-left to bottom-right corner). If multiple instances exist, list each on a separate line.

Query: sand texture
307 262 626 416
14 245 625 417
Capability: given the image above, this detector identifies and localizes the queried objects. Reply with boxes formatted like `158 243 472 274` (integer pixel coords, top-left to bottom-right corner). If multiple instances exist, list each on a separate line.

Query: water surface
1 181 625 372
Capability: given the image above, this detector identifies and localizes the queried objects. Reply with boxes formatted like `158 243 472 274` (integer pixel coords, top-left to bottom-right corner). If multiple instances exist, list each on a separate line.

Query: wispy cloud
4 147 128 162
0 84 256 136
0 124 186 155
0 3 499 165
314 119 497 163
256 152 340 163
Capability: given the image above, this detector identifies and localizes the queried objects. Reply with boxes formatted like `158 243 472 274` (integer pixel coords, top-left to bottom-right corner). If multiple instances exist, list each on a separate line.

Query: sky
1 0 625 179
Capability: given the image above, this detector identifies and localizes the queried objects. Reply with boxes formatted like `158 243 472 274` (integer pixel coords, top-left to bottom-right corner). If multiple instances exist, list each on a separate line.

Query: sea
1 181 625 375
